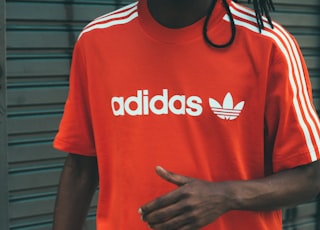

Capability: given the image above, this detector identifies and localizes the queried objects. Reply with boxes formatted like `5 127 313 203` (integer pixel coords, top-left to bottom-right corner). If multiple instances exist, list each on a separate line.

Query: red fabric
53 0 320 229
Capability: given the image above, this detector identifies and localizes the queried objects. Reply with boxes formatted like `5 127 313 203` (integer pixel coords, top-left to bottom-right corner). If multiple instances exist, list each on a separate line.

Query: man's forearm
228 160 320 211
53 154 99 230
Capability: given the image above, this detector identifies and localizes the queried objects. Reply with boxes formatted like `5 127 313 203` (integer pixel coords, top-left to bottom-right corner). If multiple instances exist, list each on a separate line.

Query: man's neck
147 0 213 28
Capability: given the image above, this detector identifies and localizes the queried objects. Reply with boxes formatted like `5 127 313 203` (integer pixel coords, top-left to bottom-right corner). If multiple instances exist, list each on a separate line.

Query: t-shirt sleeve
53 39 96 156
265 35 320 173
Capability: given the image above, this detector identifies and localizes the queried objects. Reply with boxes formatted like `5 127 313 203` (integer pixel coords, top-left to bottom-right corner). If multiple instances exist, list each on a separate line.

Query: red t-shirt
53 0 320 229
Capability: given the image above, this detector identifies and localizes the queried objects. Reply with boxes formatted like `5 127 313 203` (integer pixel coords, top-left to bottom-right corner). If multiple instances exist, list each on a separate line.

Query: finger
143 199 193 225
148 209 197 230
155 166 192 186
139 189 181 217
139 167 192 217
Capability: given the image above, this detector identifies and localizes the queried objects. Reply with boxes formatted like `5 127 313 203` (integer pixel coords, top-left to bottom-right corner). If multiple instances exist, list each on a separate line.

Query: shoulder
78 2 139 41
229 1 299 61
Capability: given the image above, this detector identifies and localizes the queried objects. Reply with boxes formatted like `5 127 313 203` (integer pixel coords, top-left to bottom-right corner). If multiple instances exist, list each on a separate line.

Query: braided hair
203 0 275 48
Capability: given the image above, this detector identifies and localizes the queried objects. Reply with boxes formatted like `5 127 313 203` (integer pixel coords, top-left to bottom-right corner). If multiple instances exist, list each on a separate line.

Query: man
53 0 320 229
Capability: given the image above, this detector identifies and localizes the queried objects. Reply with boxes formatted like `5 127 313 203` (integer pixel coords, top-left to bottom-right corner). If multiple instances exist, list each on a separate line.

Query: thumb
155 166 192 186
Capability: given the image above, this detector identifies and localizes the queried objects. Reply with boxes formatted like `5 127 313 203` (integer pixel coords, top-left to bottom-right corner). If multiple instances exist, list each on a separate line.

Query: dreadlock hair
203 0 275 48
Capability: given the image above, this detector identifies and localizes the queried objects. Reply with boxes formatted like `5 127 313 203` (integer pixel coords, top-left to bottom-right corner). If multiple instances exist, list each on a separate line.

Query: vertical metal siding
4 0 320 230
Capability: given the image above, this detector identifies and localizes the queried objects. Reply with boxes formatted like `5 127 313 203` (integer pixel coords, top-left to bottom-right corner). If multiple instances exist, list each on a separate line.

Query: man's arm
140 161 320 230
227 160 320 211
53 154 99 230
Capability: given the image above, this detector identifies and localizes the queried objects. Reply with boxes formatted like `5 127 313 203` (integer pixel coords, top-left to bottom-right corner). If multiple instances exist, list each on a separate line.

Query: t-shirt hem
273 150 319 173
53 138 97 157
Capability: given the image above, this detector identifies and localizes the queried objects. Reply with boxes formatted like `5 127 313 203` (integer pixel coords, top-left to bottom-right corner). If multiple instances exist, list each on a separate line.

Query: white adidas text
111 89 245 120
111 89 203 116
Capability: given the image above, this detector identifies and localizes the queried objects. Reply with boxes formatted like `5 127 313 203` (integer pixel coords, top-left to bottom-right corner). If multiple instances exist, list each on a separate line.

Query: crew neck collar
138 0 231 44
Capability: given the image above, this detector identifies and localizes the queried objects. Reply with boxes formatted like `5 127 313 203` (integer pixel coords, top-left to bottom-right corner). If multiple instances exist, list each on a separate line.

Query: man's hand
139 161 320 230
139 166 232 230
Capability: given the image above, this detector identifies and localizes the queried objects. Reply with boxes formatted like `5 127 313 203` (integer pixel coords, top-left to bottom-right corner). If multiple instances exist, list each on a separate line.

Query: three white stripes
227 2 319 160
78 2 138 39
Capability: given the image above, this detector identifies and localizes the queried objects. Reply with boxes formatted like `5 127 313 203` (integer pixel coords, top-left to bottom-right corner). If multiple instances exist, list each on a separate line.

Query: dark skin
53 1 320 229
53 154 99 230
147 0 212 28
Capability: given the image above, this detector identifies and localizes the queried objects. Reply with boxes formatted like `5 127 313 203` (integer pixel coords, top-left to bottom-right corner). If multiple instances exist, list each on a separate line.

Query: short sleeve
264 36 320 173
53 39 96 156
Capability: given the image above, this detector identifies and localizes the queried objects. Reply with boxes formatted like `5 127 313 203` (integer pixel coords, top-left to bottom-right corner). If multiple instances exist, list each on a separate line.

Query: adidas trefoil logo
209 92 245 120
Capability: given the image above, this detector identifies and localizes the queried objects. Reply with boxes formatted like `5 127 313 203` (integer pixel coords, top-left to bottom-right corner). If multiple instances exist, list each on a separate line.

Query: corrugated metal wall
1 0 319 229
5 0 134 229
